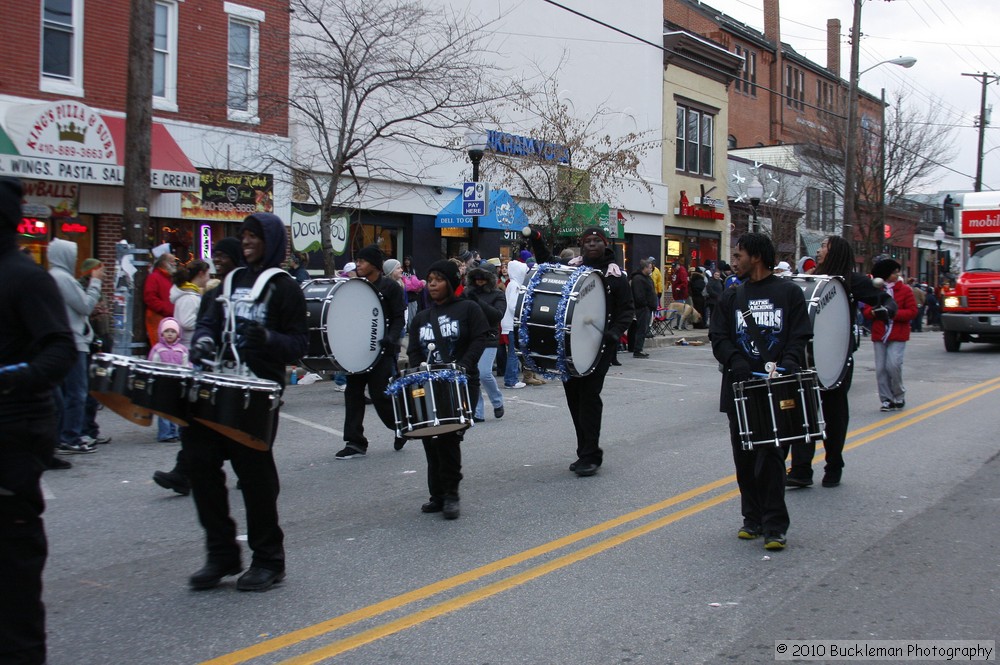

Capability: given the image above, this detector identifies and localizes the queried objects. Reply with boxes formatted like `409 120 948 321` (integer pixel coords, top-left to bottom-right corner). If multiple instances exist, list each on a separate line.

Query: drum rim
798 276 852 389
194 372 281 389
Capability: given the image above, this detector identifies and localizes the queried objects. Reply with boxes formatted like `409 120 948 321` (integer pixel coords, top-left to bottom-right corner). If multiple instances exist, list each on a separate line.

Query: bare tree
279 0 505 273
799 89 958 267
479 71 659 247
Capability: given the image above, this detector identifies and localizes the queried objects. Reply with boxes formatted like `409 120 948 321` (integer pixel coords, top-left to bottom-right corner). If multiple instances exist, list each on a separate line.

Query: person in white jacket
169 259 211 347
47 238 103 454
501 260 527 388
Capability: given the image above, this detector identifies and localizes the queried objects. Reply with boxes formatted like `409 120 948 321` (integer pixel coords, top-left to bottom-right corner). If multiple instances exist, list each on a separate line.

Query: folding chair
650 307 675 336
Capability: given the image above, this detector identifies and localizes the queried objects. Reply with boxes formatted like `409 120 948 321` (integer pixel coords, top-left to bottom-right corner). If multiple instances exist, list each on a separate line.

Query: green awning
0 125 18 155
556 202 623 238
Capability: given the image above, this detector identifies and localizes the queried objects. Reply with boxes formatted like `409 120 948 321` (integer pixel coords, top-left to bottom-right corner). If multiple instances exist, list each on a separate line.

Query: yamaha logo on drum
816 288 837 312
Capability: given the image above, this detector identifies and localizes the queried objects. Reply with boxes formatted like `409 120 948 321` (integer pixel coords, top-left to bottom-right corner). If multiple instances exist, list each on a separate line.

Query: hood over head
467 261 498 289
506 259 528 286
240 213 287 269
48 237 78 274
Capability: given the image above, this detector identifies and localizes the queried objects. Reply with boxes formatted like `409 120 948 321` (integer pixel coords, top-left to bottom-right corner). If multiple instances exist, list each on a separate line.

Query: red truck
940 192 1000 352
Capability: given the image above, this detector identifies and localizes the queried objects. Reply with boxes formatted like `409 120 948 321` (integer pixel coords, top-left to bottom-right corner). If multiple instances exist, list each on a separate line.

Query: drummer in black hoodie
525 225 635 477
709 233 811 551
406 260 489 519
183 212 308 592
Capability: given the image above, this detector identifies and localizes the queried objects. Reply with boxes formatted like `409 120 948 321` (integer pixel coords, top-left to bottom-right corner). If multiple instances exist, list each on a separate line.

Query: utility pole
124 0 155 349
963 71 999 193
841 0 863 240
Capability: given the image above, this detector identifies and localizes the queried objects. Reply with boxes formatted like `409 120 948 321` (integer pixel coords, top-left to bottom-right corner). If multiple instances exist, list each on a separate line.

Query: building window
728 134 737 150
40 0 83 96
816 80 834 111
734 46 757 97
675 105 714 177
806 187 836 232
785 65 805 111
153 1 178 112
224 3 264 123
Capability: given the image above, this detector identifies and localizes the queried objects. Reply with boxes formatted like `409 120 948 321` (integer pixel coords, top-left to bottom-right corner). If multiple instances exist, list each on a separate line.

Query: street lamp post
747 176 764 233
466 130 488 252
842 50 917 240
933 225 946 289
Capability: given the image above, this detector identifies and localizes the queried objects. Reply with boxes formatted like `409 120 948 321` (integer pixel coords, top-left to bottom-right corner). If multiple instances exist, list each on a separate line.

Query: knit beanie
81 258 102 275
580 226 609 244
356 244 384 271
382 258 401 275
427 259 461 291
871 257 902 280
213 237 243 266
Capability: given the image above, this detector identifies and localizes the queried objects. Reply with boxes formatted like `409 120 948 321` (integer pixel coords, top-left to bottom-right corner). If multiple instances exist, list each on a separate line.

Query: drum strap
736 284 776 366
222 267 288 302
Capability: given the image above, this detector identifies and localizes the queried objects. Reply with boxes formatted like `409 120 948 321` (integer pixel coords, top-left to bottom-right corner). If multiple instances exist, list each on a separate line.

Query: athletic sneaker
505 382 526 389
335 445 366 460
57 441 97 455
879 400 893 412
892 400 905 410
738 524 762 540
764 534 787 550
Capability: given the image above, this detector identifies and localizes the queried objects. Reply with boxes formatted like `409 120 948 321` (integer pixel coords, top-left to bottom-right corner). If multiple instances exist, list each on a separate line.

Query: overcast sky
697 0 1000 194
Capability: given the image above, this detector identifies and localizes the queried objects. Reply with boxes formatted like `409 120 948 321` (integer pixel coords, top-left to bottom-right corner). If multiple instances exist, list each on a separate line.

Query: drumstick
583 317 605 335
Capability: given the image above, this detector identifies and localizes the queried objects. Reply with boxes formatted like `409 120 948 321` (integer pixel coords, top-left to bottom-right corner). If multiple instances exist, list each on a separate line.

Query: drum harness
205 267 288 378
736 284 784 378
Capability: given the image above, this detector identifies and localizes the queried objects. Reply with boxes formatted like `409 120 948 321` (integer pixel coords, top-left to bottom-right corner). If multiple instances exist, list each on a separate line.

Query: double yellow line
204 375 1000 665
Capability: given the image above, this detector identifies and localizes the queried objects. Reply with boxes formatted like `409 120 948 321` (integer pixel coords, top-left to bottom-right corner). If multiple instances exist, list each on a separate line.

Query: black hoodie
0 177 76 418
463 264 506 348
193 213 308 385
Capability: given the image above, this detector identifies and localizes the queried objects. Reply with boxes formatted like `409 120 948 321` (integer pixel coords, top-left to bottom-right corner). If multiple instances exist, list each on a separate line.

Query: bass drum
514 264 607 377
301 278 385 374
789 274 852 390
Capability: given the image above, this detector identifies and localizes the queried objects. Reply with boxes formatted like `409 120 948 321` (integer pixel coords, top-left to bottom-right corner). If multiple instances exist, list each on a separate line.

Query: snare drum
88 353 153 426
189 373 282 451
733 371 826 450
388 363 472 438
514 264 607 377
301 278 385 374
788 275 852 390
129 361 195 426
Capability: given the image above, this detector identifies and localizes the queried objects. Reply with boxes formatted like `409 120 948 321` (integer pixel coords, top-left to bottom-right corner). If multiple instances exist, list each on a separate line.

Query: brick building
0 0 291 342
664 0 894 265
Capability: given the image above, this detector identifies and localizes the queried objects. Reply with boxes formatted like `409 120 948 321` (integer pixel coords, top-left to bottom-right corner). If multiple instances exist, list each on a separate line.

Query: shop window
41 0 84 96
153 1 179 112
225 3 264 124
675 105 714 177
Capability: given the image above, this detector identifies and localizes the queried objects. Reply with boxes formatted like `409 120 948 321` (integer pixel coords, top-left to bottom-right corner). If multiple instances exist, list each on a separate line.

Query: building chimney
763 0 780 46
827 18 841 77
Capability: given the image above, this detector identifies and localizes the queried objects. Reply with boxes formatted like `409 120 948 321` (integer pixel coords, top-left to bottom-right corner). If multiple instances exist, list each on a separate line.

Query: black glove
379 338 398 353
871 306 891 322
730 356 752 383
238 321 269 349
190 338 216 367
781 360 801 375
603 330 619 345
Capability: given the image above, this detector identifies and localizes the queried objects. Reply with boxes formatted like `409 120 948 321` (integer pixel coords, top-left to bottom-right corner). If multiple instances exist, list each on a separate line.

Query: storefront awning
0 100 199 191
435 188 528 230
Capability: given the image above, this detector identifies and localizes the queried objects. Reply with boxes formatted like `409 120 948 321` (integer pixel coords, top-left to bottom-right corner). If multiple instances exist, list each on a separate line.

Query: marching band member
406 260 489 519
524 226 635 477
0 177 76 665
335 244 407 458
183 213 307 592
785 236 896 488
710 233 811 550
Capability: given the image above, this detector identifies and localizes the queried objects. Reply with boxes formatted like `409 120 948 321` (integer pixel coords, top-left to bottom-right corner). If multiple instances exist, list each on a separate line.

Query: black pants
563 345 613 465
691 295 707 328
422 432 463 500
181 419 284 571
344 352 397 449
633 307 651 353
0 413 56 665
727 403 789 535
787 360 853 480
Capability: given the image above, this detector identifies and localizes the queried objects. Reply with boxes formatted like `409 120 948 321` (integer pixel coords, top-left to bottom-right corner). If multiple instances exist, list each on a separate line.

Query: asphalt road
40 330 1000 664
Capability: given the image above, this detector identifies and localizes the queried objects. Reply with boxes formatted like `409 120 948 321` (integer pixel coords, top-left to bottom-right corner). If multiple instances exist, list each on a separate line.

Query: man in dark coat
629 258 658 358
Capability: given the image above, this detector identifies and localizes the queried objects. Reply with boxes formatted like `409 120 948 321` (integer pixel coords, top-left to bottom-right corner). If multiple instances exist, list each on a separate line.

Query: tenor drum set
89 353 281 451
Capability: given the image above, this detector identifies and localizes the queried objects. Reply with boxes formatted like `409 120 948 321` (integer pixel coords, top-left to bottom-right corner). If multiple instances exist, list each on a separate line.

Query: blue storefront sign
435 188 529 230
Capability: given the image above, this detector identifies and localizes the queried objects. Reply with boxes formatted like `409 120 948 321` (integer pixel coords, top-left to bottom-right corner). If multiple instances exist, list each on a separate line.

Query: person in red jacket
861 257 918 412
144 245 177 346
671 260 689 303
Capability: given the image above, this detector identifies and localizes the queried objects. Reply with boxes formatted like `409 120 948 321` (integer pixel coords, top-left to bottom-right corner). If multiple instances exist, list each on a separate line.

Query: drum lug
243 388 251 411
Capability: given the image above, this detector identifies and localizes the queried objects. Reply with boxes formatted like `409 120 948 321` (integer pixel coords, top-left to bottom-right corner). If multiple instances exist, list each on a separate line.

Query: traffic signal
937 253 950 273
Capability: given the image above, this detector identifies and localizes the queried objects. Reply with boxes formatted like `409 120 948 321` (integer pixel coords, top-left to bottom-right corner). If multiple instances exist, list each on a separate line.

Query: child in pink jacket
148 317 189 442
